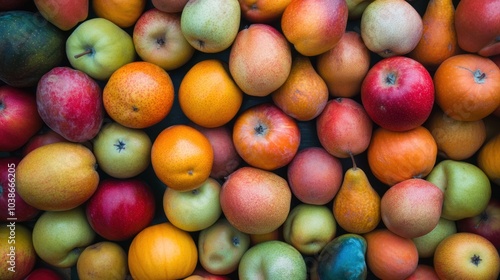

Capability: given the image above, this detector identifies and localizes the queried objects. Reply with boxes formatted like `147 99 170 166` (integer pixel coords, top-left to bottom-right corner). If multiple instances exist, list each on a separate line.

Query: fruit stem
349 152 357 170
473 70 486 84
74 48 94 59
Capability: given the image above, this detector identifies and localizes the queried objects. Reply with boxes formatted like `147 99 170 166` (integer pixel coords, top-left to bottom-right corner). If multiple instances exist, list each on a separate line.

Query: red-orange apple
22 129 68 157
287 147 343 205
455 0 500 57
361 56 434 132
0 223 37 280
232 103 300 171
34 0 88 31
316 98 373 158
239 0 292 23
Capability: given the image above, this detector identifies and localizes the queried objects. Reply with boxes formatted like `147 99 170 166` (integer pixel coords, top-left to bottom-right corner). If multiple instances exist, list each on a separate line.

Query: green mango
0 11 66 87
316 233 368 280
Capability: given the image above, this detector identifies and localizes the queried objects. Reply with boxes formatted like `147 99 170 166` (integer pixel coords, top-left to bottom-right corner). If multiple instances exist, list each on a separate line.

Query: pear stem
349 152 357 170
74 49 93 59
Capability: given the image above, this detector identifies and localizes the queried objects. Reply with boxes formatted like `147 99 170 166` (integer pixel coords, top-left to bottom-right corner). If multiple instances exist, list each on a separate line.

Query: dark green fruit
0 11 65 87
316 233 368 280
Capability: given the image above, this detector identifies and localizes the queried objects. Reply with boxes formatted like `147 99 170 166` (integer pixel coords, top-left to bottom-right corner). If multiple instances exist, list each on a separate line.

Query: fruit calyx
74 48 95 59
385 72 397 85
471 254 482 266
114 140 126 152
254 122 268 136
474 211 489 229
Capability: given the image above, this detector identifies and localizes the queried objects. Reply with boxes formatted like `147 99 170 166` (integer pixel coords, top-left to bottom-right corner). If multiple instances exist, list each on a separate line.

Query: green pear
426 159 491 221
32 207 96 268
180 0 241 53
412 217 457 258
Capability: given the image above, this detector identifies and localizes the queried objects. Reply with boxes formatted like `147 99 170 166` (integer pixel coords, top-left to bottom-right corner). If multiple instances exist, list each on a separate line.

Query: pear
333 153 381 234
180 0 240 53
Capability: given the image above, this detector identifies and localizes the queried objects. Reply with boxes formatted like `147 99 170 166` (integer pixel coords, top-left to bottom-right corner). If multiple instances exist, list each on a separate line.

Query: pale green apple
180 0 241 53
426 159 491 221
92 122 152 179
346 0 374 20
198 218 251 275
32 206 96 268
283 203 337 255
412 217 457 258
66 18 136 80
238 240 307 280
163 177 222 232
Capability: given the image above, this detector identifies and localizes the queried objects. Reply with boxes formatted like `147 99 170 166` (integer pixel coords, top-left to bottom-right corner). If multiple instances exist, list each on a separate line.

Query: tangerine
178 59 243 128
103 61 174 129
151 124 214 192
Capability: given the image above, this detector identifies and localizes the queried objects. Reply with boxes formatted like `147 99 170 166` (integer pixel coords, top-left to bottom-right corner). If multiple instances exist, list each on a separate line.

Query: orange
477 133 500 185
128 222 198 279
151 124 214 192
103 61 174 129
364 229 419 280
433 53 500 121
93 0 145 28
178 59 243 128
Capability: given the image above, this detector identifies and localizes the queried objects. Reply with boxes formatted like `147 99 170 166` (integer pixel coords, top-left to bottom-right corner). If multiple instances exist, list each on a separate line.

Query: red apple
232 102 300 171
25 267 64 280
316 97 373 158
22 129 68 157
0 157 40 222
0 85 43 152
36 66 104 143
0 223 37 280
191 124 242 179
287 147 343 205
361 56 434 132
456 197 500 250
151 0 189 13
34 0 88 31
455 0 500 57
85 178 156 241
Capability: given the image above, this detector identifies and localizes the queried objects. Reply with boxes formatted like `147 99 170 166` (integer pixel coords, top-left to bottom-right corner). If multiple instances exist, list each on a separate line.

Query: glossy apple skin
455 0 500 57
232 103 300 171
0 157 40 222
133 8 195 71
22 129 68 157
34 0 88 31
24 267 64 280
457 198 500 250
36 67 104 143
0 85 43 152
361 56 434 132
85 178 156 241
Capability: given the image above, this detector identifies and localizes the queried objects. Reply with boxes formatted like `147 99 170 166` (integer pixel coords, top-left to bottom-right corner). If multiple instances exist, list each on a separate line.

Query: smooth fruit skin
152 0 189 13
0 223 36 280
220 166 292 235
477 133 500 186
76 241 128 280
454 0 500 57
85 178 156 241
239 0 292 23
361 56 434 132
24 268 64 280
16 142 99 211
412 217 457 258
22 129 68 157
229 23 292 97
316 234 368 280
232 103 300 171
281 0 348 56
128 222 198 280
0 11 65 87
36 67 104 143
93 0 145 28
456 198 500 250
34 0 88 31
238 240 307 280
405 264 439 280
0 85 44 152
380 178 444 239
434 232 500 280
316 98 373 158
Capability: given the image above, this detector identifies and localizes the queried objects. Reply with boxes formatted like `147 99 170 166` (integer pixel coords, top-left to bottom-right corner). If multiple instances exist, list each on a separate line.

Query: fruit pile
1 0 499 279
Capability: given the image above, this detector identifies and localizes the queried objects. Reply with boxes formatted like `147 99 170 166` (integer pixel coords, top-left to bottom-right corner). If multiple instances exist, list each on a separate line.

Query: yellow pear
333 153 381 234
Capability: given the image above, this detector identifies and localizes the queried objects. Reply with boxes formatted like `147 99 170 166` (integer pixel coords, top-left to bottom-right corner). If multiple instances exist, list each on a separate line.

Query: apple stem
473 70 486 84
349 152 357 170
74 48 94 59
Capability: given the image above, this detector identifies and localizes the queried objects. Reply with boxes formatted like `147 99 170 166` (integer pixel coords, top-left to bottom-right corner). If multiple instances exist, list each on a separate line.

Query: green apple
163 177 222 232
92 122 152 179
283 203 337 255
412 217 457 258
181 0 241 53
32 206 96 268
345 0 374 20
66 18 136 80
238 240 307 280
427 159 492 221
198 218 251 275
